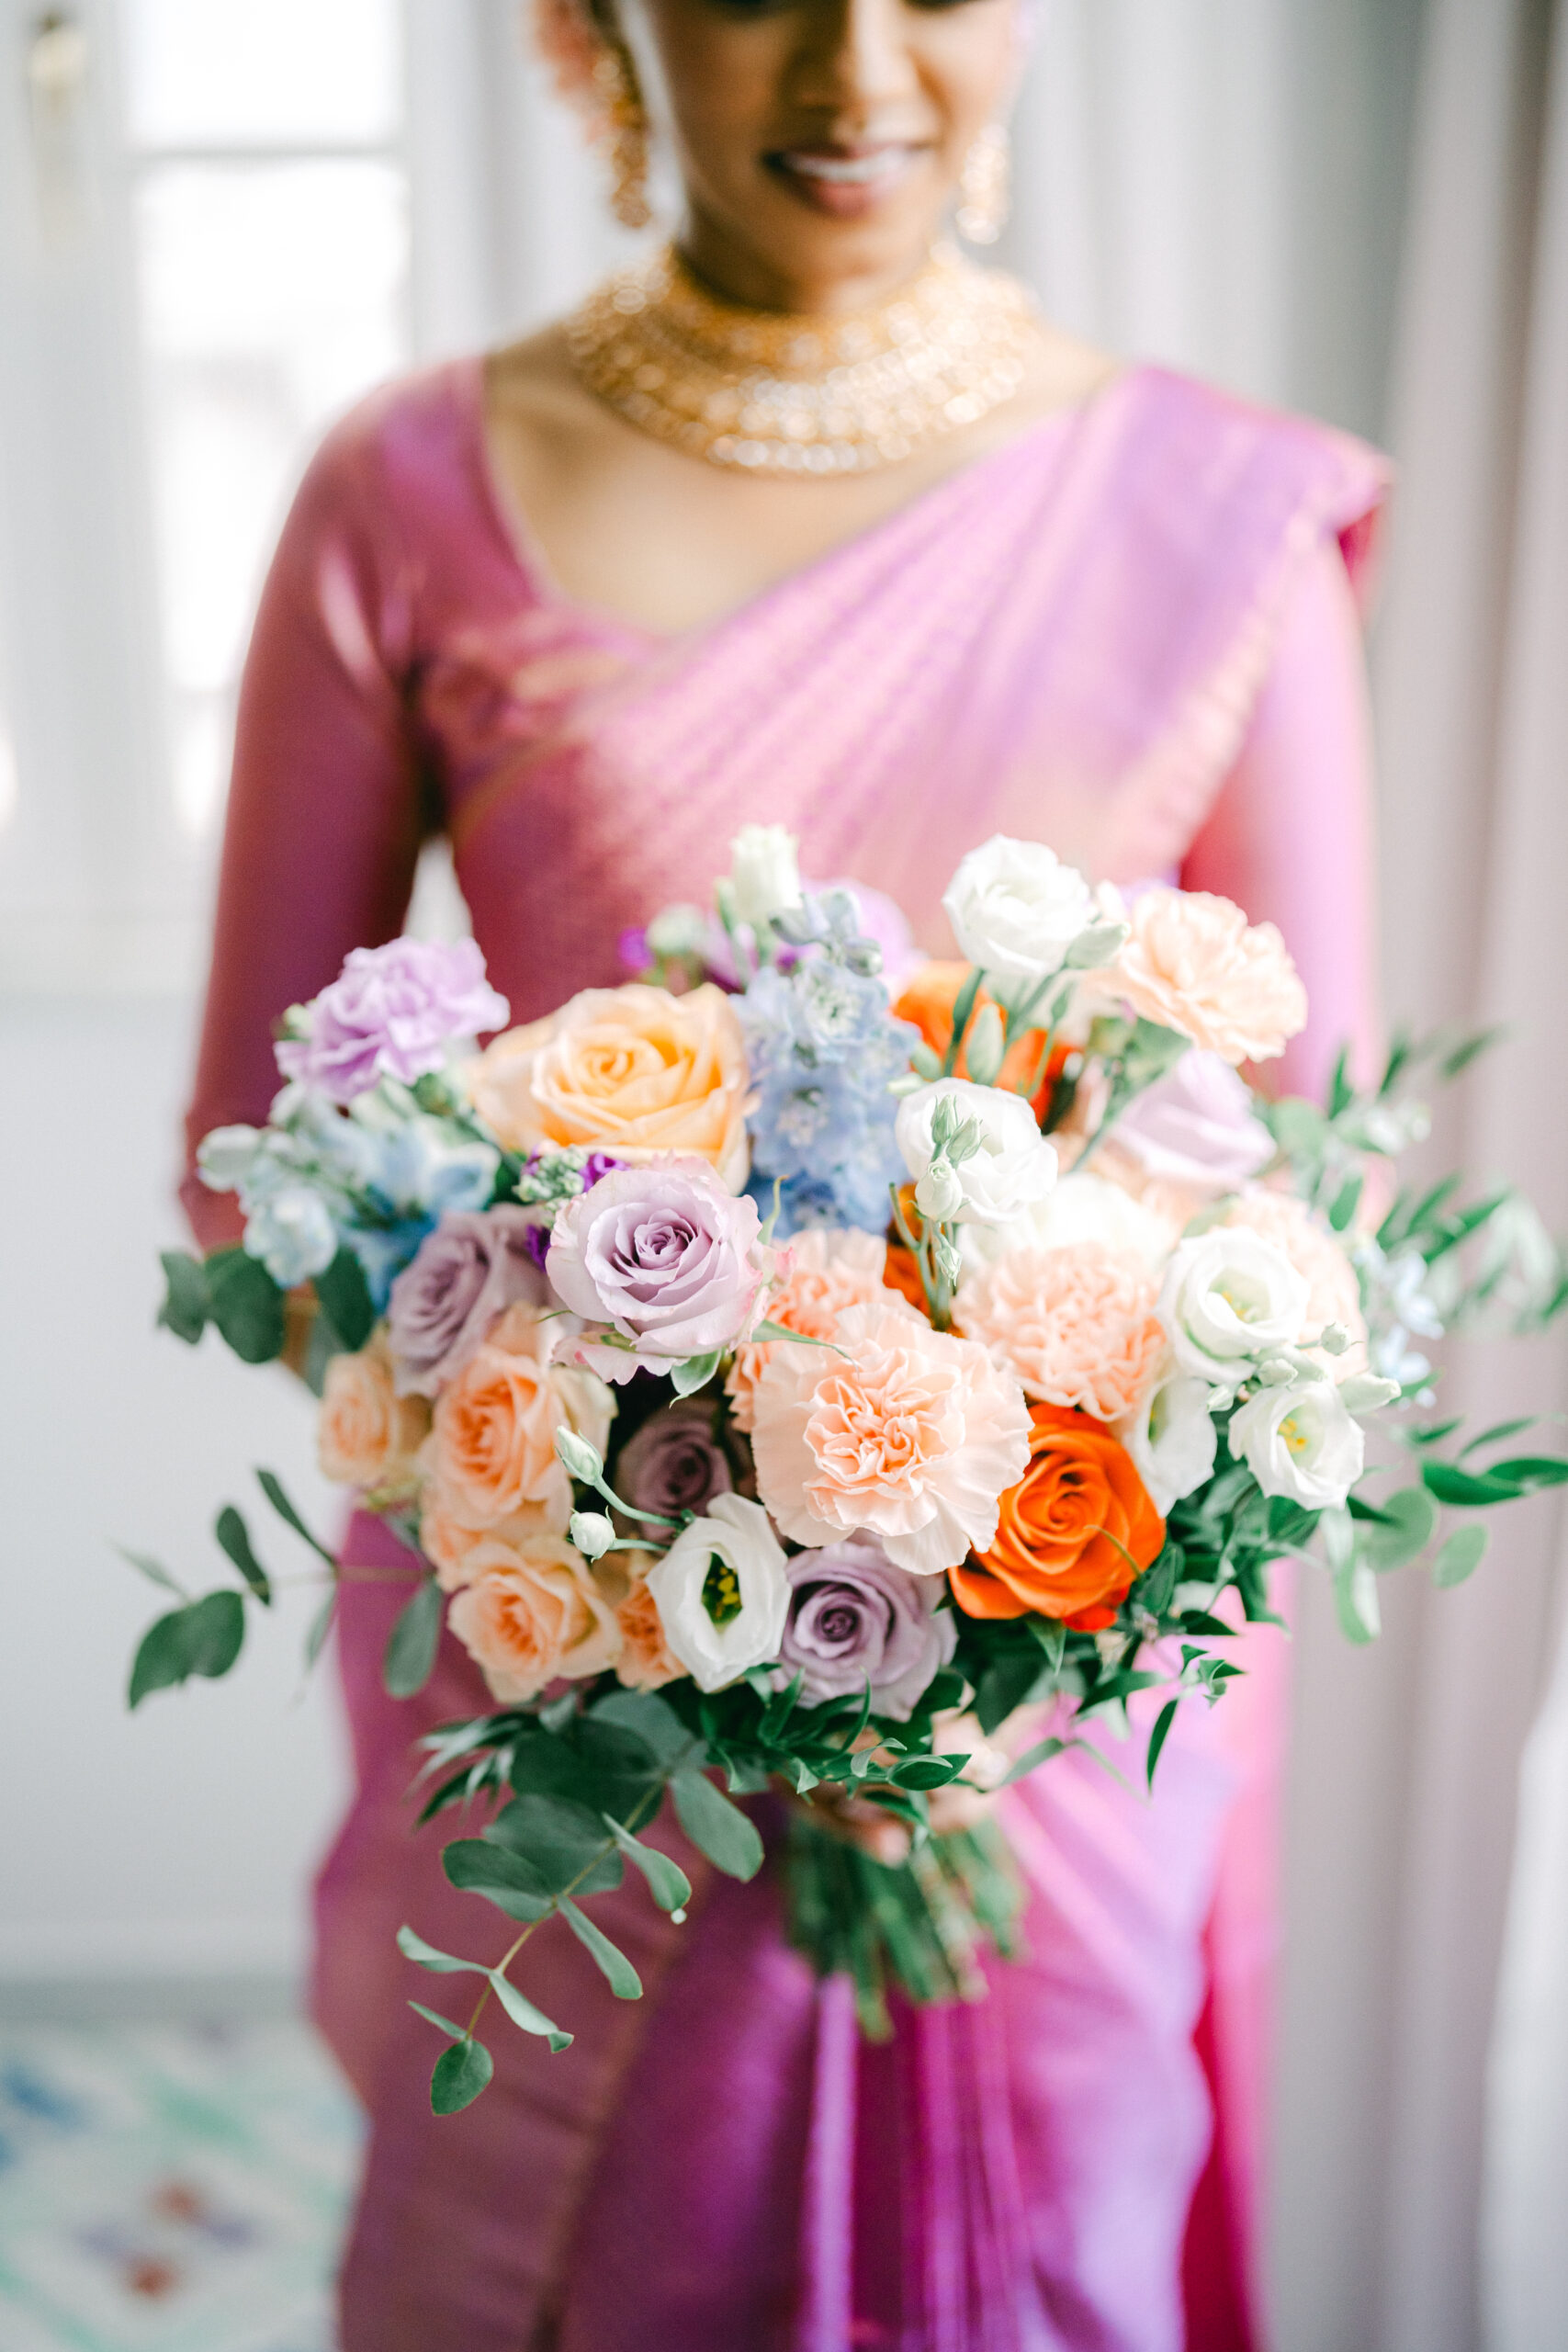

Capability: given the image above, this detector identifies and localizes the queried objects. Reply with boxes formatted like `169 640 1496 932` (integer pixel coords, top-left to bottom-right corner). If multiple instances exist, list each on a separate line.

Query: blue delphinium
739 898 915 1238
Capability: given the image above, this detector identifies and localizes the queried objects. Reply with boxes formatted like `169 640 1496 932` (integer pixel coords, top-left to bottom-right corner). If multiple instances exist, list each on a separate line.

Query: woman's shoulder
1105 364 1390 594
290 356 487 530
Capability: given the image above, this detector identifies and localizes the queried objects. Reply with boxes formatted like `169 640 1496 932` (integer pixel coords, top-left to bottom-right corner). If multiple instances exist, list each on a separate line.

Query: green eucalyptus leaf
1433 1522 1490 1588
891 1755 964 1791
384 1579 444 1699
1332 1555 1382 1645
128 1591 245 1708
431 2037 492 2114
590 1687 697 1768
442 1839 553 1921
256 1468 339 1565
558 1897 643 1997
995 1735 1069 1790
488 1793 624 1895
204 1246 287 1364
408 1999 466 2040
156 1250 209 1344
214 1505 272 1605
602 1815 692 1913
118 1547 185 1597
1145 1698 1179 1791
304 1589 336 1671
1356 1486 1438 1570
313 1248 376 1351
397 1924 487 1975
488 1970 572 2052
671 1768 764 1881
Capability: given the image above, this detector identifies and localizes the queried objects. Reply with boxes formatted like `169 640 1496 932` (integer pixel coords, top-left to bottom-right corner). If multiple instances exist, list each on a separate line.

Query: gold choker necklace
566 243 1047 476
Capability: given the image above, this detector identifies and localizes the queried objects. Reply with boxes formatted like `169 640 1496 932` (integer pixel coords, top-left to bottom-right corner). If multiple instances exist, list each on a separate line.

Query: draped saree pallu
185 357 1388 2352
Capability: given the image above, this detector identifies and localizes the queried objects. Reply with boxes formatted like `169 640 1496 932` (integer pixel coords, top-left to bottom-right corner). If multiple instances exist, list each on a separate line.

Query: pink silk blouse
183 356 1387 2352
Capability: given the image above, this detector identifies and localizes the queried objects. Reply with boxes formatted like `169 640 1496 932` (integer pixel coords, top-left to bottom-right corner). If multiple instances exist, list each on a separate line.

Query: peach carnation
423 1303 613 1532
1100 887 1307 1064
750 1299 1031 1577
726 1227 901 1431
1224 1190 1369 1372
446 1532 621 1703
955 1241 1166 1421
467 982 753 1192
318 1337 430 1496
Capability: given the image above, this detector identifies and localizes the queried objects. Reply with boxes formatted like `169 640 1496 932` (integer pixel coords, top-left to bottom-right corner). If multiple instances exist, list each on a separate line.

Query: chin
747 186 953 301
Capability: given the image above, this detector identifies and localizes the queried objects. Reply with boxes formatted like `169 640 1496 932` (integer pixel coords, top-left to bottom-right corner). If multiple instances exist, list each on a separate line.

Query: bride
184 2 1385 2345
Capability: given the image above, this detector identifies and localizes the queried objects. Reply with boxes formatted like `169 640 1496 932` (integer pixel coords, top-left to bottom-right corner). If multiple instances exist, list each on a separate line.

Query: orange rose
894 962 1067 1110
949 1402 1165 1632
466 982 752 1190
318 1339 430 1498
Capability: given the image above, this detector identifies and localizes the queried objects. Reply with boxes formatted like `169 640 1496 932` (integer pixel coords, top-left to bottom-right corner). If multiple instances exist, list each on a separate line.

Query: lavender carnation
385 1206 547 1395
276 938 509 1104
774 1539 956 1720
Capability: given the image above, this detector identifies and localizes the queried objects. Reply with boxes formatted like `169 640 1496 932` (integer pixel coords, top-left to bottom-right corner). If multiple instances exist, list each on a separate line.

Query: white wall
0 995 348 1986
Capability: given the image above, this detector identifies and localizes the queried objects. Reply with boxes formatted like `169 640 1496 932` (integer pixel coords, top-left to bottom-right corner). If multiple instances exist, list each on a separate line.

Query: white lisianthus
1115 1370 1219 1516
962 1169 1175 1272
1159 1228 1310 1382
942 834 1096 991
728 824 804 930
644 1494 791 1692
1230 1378 1365 1509
896 1078 1057 1227
243 1186 339 1286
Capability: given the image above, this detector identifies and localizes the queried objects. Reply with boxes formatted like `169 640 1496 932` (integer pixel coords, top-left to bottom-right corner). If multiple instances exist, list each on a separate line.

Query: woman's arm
1179 536 1383 1104
182 414 427 1246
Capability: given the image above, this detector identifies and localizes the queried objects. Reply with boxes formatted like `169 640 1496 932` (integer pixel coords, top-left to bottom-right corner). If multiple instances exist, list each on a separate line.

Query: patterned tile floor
0 2020 362 2351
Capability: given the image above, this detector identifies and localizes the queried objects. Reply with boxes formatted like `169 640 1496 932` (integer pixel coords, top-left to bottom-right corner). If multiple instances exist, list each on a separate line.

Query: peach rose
955 1241 1166 1421
318 1338 431 1497
1098 888 1307 1064
424 1303 614 1532
467 982 753 1191
750 1299 1032 1576
420 1496 570 1593
726 1227 900 1431
1224 1189 1369 1372
604 1550 689 1691
950 1402 1165 1631
446 1532 621 1702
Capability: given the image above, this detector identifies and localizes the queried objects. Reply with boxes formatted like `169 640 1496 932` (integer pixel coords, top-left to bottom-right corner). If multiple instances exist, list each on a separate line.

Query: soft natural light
123 0 401 149
119 0 408 840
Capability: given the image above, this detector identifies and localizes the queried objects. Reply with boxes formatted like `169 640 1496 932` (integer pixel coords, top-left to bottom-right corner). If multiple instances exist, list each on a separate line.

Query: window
122 0 411 839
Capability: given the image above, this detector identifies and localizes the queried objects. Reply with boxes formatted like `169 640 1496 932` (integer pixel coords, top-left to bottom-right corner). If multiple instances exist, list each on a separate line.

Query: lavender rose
386 1207 547 1396
276 937 509 1103
613 1398 735 1527
547 1159 772 1381
774 1539 957 1721
1111 1050 1274 1194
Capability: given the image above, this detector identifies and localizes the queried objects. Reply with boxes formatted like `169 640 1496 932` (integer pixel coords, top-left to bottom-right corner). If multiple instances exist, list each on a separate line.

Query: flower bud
570 1510 616 1561
916 1159 964 1221
555 1428 604 1485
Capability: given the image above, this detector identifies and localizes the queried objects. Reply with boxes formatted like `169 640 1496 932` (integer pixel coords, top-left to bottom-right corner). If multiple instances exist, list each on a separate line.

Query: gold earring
956 123 1010 246
592 40 651 230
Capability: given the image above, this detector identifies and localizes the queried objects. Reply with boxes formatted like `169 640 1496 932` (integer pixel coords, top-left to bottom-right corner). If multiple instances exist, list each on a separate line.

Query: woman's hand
786 1774 994 1869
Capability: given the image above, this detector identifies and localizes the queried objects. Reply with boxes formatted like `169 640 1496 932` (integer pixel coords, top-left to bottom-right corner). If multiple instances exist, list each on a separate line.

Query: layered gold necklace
566 241 1047 476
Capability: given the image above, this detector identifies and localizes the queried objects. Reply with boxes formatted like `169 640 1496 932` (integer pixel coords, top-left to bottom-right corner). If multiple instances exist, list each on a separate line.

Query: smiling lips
768 141 927 216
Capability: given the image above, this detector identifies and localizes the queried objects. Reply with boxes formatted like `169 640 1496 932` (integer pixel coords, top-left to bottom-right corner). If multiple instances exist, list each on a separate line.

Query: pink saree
185 356 1386 2352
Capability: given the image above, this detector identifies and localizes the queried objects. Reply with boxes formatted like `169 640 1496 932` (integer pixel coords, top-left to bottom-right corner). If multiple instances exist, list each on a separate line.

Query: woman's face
619 0 1021 311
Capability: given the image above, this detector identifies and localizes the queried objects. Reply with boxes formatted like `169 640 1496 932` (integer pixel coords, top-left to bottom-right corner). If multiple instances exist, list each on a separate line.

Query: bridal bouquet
133 828 1567 2112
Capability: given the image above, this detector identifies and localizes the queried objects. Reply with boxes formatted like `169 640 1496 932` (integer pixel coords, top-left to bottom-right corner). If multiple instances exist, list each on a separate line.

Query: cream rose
955 1241 1166 1421
420 1496 571 1592
423 1303 614 1532
750 1300 1032 1576
318 1338 431 1496
466 982 752 1191
1100 888 1307 1064
446 1532 621 1702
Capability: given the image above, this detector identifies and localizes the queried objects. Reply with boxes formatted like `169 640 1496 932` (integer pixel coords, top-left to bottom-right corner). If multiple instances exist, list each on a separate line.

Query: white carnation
644 1494 791 1692
942 834 1096 991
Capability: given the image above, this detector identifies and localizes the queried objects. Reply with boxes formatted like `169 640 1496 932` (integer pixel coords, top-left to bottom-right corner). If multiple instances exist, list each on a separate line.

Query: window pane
122 0 401 149
135 160 409 833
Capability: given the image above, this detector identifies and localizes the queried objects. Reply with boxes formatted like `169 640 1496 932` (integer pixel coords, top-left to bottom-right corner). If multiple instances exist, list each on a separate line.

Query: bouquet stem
784 1814 1027 2038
